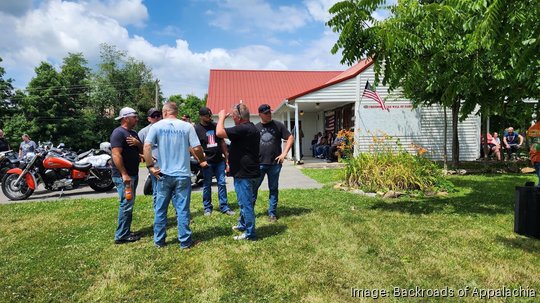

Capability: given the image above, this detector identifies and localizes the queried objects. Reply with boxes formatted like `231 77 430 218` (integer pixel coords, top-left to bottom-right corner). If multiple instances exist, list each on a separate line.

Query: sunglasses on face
150 113 162 118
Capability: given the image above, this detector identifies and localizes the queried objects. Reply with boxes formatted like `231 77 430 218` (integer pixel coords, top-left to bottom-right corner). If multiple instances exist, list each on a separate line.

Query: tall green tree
90 44 161 141
0 57 15 128
327 0 539 165
168 94 206 123
23 62 70 145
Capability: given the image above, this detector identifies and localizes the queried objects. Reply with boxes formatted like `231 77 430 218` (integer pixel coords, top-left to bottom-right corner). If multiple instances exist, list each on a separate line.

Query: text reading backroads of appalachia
351 286 536 300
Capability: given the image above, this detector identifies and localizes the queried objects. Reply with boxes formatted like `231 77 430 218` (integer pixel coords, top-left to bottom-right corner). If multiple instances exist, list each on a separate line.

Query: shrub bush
343 133 455 193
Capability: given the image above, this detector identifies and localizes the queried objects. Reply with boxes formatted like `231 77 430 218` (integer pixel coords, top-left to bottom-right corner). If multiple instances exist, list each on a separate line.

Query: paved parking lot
0 161 322 204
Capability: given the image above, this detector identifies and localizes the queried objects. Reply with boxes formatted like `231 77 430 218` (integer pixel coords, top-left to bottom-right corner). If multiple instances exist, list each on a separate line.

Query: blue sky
0 0 392 98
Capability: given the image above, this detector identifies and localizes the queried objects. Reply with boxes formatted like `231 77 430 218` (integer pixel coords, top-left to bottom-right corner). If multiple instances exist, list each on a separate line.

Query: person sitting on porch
315 136 330 159
481 132 501 161
503 127 523 159
311 132 322 157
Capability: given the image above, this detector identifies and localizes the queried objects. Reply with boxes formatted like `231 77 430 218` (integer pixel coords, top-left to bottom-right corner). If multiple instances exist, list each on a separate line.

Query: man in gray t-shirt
19 134 37 159
138 108 162 200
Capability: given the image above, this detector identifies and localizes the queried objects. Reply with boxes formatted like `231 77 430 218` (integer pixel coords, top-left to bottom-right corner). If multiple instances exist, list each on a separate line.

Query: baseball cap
258 104 271 114
147 108 160 117
199 107 212 116
115 107 138 120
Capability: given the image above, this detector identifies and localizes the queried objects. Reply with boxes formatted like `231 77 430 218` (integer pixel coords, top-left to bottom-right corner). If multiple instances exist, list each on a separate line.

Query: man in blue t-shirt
216 103 260 241
503 127 524 159
144 102 207 249
110 107 143 244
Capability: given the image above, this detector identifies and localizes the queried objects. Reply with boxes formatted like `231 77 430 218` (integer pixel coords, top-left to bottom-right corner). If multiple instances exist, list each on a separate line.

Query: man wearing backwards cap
194 106 234 216
138 108 162 203
110 106 143 244
254 104 294 223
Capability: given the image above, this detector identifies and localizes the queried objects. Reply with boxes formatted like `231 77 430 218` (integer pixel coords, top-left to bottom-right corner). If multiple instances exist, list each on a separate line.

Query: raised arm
216 109 229 139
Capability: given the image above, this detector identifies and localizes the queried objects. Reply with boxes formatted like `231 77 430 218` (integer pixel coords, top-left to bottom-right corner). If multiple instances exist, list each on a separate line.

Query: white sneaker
233 233 248 240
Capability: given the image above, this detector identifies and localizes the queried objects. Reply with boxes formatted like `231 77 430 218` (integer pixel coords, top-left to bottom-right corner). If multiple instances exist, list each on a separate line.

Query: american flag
363 81 388 111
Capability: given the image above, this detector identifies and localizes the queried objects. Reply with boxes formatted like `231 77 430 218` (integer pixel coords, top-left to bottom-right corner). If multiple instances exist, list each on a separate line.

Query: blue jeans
113 175 139 241
535 162 540 186
255 164 282 217
202 161 230 212
234 177 258 239
154 174 193 248
150 173 158 206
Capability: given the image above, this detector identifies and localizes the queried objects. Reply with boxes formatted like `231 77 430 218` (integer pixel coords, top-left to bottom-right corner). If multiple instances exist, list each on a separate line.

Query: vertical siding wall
353 66 480 161
289 64 480 161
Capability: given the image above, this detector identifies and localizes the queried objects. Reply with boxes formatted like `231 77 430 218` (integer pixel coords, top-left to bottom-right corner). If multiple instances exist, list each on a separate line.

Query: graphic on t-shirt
206 130 217 148
260 127 277 147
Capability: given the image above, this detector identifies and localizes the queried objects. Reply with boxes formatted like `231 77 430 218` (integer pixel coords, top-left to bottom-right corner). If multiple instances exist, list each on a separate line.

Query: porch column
287 110 292 160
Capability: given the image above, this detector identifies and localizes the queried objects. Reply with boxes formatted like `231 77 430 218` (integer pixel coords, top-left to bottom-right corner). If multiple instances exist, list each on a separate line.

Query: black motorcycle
143 157 203 195
0 150 20 182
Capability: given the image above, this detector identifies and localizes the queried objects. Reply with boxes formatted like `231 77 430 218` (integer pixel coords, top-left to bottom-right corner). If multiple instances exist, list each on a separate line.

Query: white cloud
209 0 311 33
1 0 346 98
303 0 340 23
81 0 148 27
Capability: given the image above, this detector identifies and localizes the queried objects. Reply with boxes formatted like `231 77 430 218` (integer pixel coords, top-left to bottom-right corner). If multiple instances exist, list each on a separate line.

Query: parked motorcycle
1 148 114 201
0 150 20 182
143 157 203 196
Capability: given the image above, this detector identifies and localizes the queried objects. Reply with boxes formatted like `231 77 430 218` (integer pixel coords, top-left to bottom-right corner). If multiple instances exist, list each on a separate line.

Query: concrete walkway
0 160 322 204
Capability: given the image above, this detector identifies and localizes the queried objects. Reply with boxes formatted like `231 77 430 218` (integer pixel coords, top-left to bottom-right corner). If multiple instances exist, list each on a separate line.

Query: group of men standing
110 101 293 247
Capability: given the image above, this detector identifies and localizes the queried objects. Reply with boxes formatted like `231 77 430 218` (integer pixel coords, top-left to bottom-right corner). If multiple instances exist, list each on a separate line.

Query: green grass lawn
1 170 540 302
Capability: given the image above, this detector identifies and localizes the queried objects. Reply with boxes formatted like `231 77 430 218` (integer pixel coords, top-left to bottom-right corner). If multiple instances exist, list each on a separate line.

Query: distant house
206 60 480 161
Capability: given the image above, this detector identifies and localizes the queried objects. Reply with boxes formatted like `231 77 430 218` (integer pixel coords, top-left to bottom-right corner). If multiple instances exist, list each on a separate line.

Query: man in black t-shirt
254 104 294 222
216 103 260 241
110 107 143 244
0 129 9 152
195 107 234 216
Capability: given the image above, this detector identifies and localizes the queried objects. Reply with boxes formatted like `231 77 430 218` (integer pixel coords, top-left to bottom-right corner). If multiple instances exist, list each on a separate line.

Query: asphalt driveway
0 161 322 204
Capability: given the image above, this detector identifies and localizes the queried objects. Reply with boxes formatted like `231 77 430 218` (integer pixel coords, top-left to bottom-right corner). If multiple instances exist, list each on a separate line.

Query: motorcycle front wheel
1 173 34 200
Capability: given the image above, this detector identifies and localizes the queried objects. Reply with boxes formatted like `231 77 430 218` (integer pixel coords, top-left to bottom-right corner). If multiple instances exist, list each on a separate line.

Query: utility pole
154 79 160 108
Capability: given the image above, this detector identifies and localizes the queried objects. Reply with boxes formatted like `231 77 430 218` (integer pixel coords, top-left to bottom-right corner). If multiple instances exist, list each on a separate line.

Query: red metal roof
286 59 373 100
207 69 341 113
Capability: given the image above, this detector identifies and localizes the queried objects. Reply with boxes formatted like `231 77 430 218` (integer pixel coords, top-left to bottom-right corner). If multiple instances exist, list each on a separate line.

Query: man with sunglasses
195 107 235 216
216 103 260 241
138 108 163 201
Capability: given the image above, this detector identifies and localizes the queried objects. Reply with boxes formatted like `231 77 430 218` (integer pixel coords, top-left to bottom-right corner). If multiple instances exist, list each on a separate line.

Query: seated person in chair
503 127 523 159
481 132 501 161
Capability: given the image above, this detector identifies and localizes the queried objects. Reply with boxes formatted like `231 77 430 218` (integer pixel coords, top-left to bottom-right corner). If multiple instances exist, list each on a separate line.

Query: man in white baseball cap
115 107 138 120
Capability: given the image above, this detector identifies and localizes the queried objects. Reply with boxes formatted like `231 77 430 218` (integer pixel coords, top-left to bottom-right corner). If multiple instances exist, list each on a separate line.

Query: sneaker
204 210 212 216
232 225 245 232
155 242 166 248
223 210 235 216
114 234 141 244
269 215 277 223
233 233 248 240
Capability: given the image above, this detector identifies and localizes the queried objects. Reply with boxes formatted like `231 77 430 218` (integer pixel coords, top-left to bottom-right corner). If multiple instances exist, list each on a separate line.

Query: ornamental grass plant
344 133 454 193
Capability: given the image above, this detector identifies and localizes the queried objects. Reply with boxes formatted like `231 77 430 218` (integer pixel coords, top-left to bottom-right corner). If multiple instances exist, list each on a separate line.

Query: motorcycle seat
73 162 92 171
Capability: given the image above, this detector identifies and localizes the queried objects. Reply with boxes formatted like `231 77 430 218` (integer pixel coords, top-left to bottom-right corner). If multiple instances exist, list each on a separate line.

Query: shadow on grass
369 174 531 216
255 205 312 219
256 224 287 240
496 235 540 253
136 216 178 238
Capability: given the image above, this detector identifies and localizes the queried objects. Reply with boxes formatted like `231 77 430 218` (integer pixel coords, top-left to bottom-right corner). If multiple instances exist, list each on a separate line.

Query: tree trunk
452 100 460 167
443 106 448 171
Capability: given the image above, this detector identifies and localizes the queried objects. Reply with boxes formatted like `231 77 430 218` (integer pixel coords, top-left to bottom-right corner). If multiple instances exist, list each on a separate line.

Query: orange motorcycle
1 149 114 201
